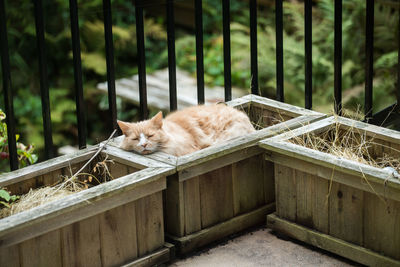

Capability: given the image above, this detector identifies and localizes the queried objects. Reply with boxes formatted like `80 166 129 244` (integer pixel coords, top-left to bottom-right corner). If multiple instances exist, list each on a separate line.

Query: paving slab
169 227 360 267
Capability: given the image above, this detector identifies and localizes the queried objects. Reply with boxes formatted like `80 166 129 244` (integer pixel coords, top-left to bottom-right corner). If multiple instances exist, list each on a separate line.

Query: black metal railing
0 0 399 171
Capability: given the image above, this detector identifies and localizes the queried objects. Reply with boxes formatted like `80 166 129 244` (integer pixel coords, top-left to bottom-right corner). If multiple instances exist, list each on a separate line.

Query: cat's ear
117 120 131 136
151 111 163 129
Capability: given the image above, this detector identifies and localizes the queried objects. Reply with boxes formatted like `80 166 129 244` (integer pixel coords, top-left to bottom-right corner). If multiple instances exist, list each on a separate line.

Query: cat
117 104 255 156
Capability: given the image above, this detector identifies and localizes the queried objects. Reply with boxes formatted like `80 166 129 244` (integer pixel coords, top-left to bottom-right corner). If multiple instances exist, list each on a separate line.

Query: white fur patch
138 133 147 146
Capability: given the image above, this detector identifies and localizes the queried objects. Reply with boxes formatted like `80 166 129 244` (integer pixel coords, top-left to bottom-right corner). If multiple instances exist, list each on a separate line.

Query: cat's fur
117 104 255 156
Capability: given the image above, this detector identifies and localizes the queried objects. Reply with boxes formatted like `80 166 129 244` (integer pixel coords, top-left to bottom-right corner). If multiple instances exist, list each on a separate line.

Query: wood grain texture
329 182 364 245
165 174 185 237
364 193 400 260
108 162 130 179
275 164 296 221
0 245 20 267
183 177 201 235
61 215 102 267
200 165 234 228
170 204 275 255
263 160 275 204
311 175 329 234
100 201 138 266
232 154 265 215
267 214 400 267
135 192 164 257
20 229 62 267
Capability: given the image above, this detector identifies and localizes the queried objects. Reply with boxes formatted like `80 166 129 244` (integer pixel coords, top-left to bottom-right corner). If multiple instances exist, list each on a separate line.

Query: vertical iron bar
397 9 399 108
195 0 205 104
275 0 284 102
250 0 258 95
166 0 177 111
102 0 118 133
69 0 86 149
0 0 18 170
334 0 342 115
135 1 148 120
222 0 231 101
304 0 312 109
34 0 54 159
365 0 374 119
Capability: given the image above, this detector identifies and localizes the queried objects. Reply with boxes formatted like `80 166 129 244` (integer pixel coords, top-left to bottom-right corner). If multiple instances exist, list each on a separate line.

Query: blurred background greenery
0 0 398 171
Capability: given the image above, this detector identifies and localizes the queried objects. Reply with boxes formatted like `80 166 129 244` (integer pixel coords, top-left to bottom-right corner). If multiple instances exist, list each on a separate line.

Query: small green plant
0 187 19 208
0 109 38 172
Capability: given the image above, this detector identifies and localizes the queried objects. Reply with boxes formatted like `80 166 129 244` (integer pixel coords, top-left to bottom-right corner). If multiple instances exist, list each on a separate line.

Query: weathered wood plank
61 215 102 267
329 182 364 245
168 203 275 255
0 244 20 267
20 229 62 267
121 245 172 267
364 193 400 260
178 146 263 181
312 175 329 234
262 142 400 200
0 168 169 248
199 165 234 228
267 214 400 267
99 201 138 266
263 160 275 204
275 164 296 221
295 170 313 228
183 177 201 235
232 154 265 215
0 148 96 187
108 162 130 179
165 174 185 237
135 192 164 257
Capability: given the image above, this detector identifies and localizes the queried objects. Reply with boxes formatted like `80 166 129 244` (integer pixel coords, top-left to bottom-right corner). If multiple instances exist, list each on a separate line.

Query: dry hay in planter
0 155 115 219
289 116 400 176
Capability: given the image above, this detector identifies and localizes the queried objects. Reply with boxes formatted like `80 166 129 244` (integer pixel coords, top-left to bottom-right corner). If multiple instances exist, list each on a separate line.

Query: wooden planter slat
260 116 400 265
109 94 325 254
0 146 175 267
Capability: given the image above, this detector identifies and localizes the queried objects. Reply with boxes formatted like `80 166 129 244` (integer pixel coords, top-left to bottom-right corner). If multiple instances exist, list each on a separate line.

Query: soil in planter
0 155 115 219
289 120 400 176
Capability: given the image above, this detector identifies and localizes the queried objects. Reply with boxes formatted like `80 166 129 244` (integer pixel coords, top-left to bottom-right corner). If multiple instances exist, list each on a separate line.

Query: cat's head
117 111 166 155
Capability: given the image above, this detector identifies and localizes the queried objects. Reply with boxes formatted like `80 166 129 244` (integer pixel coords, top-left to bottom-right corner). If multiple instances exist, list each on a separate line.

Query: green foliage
0 188 19 208
0 110 38 172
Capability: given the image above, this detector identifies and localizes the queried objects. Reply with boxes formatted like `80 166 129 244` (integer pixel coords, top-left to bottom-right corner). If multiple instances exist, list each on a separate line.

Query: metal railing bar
102 0 118 134
166 0 177 111
304 0 312 110
0 0 18 170
364 0 374 119
34 0 55 159
397 8 399 108
135 1 148 120
69 0 87 149
250 0 258 95
222 0 232 101
275 0 284 102
195 0 205 104
334 0 342 116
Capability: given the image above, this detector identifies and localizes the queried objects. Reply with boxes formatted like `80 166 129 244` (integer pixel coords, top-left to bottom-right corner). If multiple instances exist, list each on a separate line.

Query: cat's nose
142 143 148 148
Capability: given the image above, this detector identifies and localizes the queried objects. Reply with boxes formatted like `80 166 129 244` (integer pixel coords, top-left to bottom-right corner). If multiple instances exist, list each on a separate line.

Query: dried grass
0 155 115 219
289 115 400 176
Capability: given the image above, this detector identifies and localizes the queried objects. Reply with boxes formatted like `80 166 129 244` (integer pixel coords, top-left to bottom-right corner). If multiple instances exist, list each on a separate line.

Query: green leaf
0 201 10 208
0 189 11 202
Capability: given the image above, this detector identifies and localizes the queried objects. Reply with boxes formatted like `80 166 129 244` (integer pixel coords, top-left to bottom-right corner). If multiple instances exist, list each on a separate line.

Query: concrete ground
169 227 360 267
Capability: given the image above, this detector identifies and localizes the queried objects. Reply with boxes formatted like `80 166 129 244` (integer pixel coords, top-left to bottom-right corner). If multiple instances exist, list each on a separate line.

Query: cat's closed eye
148 134 154 138
131 137 138 141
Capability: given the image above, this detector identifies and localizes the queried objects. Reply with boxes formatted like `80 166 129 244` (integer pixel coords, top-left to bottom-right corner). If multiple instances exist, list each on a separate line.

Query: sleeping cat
117 104 255 156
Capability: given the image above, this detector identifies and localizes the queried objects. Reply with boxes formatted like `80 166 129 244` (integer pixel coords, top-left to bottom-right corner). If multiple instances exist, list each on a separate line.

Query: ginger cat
117 104 255 156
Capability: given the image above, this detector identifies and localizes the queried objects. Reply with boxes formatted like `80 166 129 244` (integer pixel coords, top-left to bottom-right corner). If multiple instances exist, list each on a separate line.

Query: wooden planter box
0 145 175 267
110 94 325 254
260 116 400 266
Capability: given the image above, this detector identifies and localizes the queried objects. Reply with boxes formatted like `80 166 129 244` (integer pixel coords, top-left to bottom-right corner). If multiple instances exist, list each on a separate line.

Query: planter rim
0 144 171 187
0 165 174 247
